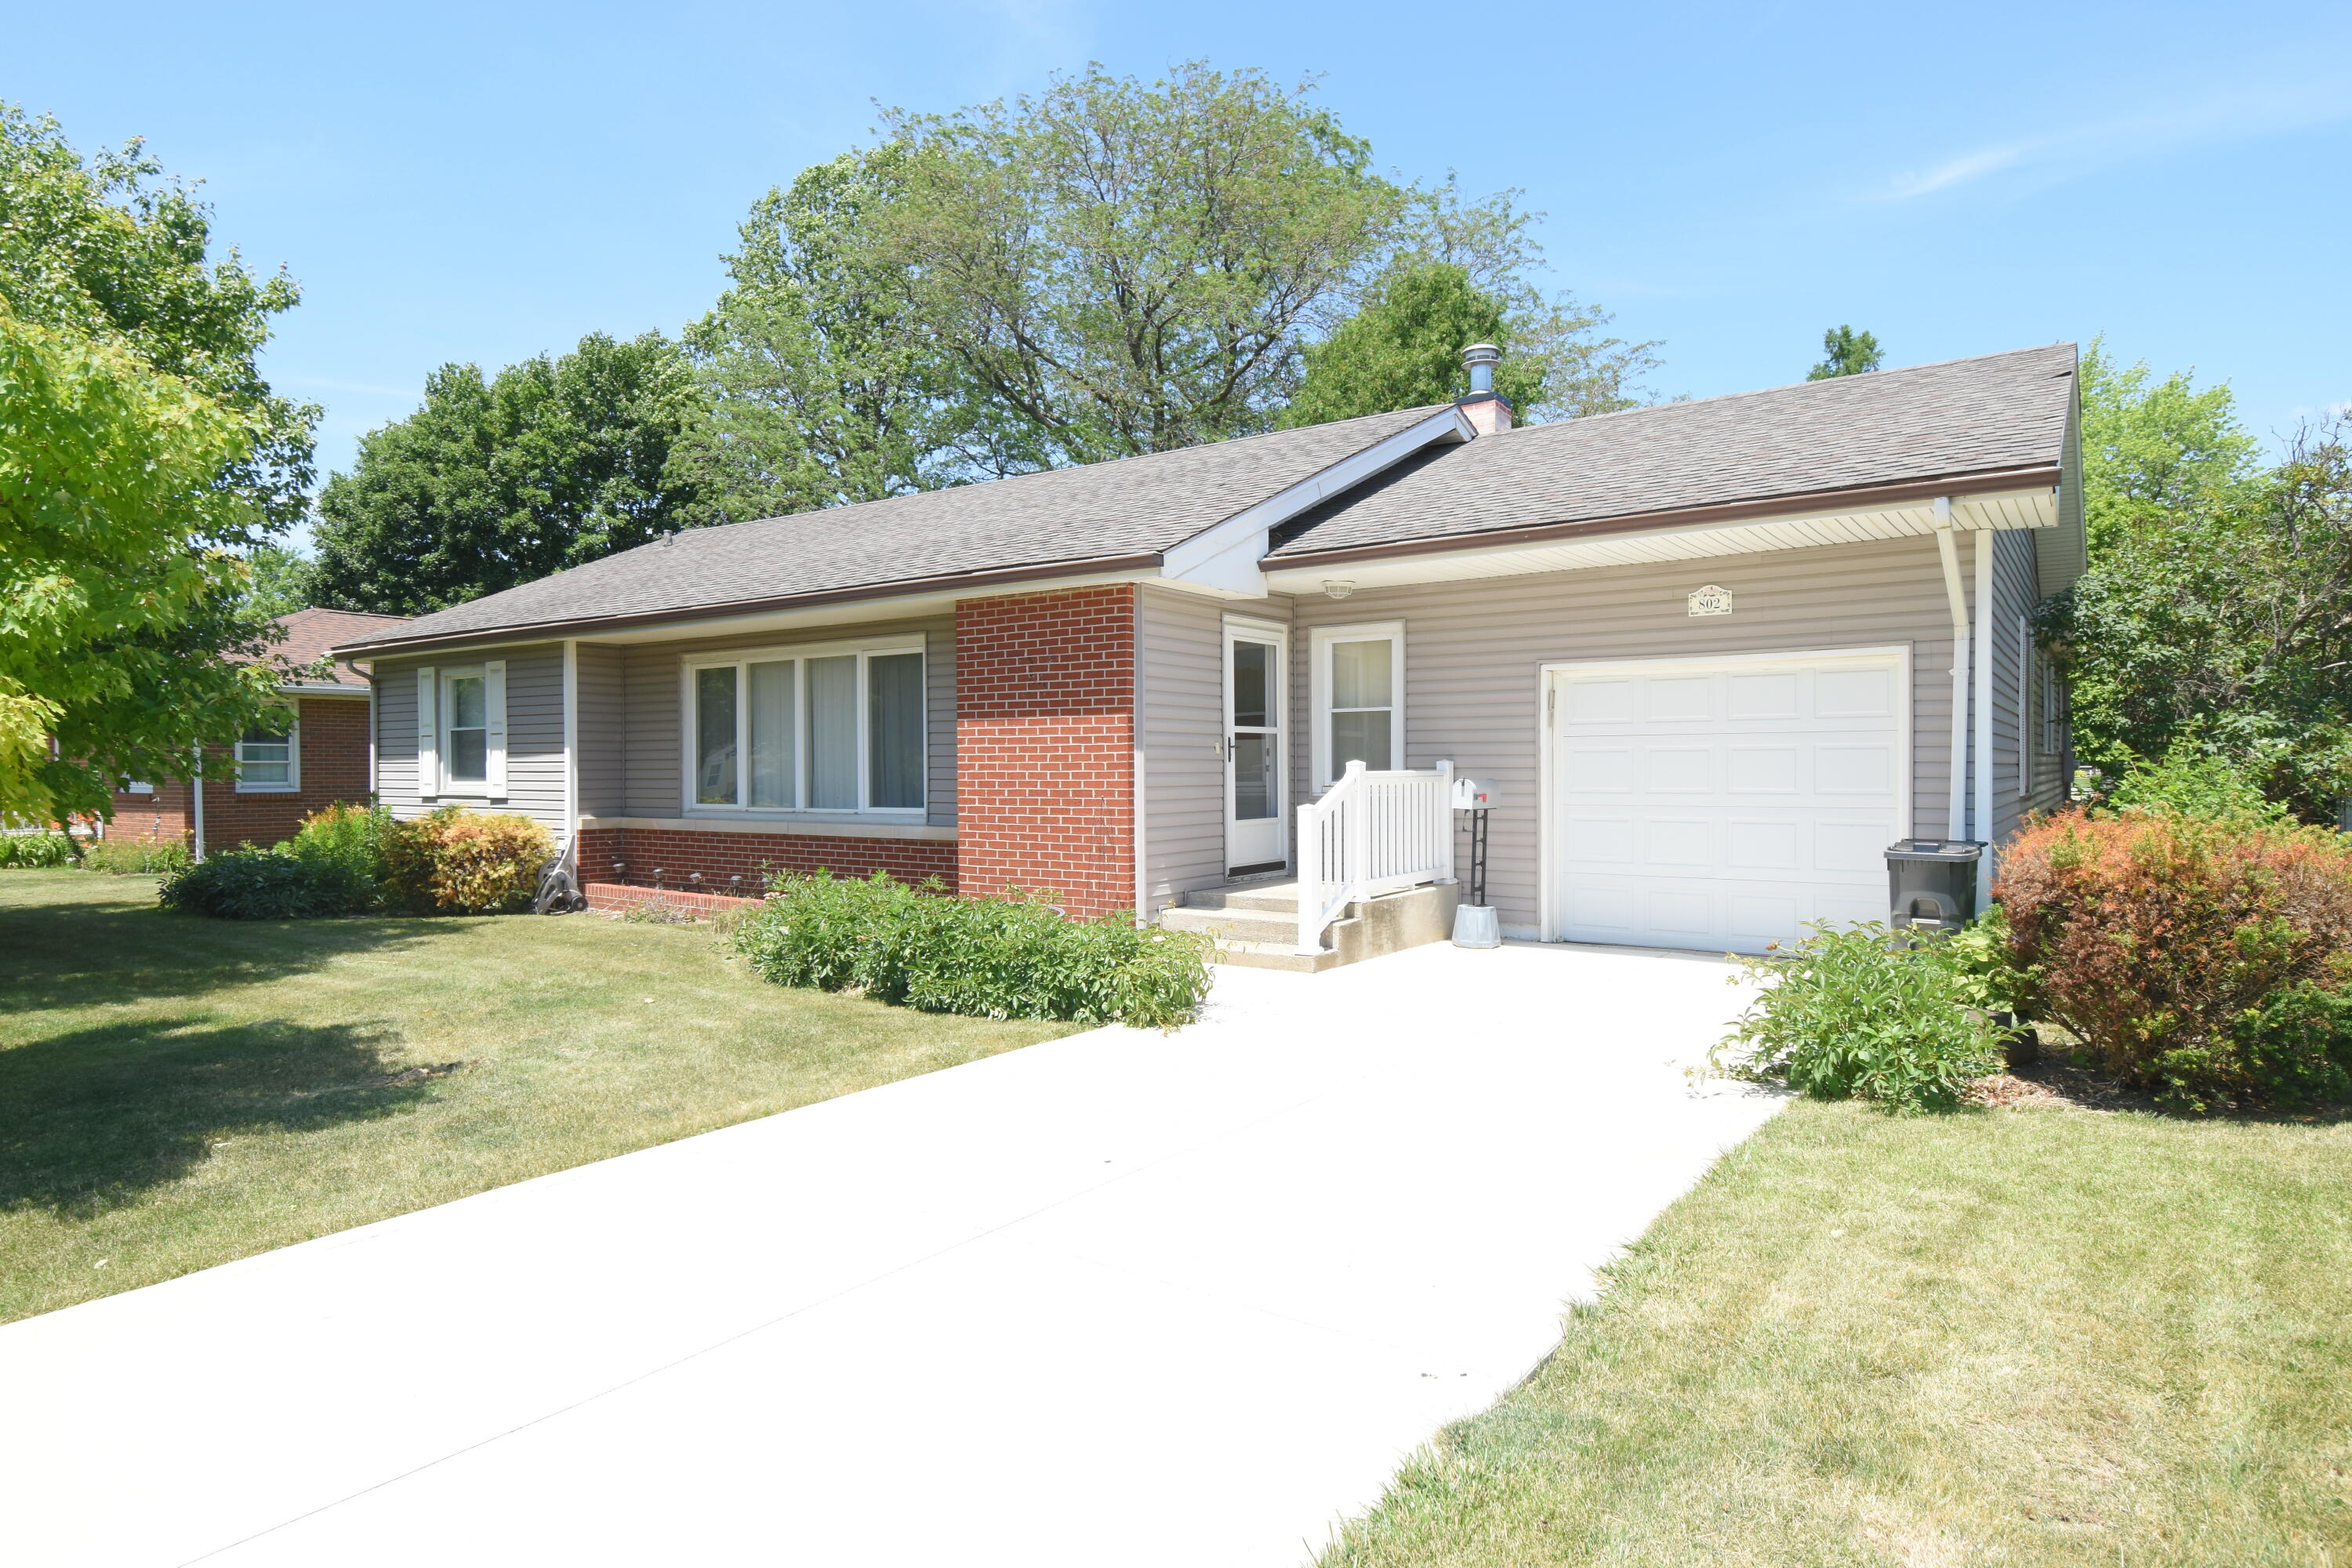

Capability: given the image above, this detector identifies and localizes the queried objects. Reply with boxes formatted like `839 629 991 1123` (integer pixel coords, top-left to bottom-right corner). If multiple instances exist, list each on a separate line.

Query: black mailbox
1885 839 1984 935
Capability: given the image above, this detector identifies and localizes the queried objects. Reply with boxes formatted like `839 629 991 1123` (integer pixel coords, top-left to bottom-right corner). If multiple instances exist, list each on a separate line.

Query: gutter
1261 463 2064 572
1932 498 1971 843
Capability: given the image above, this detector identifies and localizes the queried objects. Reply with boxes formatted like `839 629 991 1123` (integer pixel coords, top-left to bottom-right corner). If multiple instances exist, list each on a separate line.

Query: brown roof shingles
264 608 408 687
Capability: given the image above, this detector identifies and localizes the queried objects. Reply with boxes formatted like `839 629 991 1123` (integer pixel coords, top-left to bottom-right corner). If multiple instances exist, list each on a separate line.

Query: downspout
191 745 206 862
1131 588 1149 925
1974 531 1996 908
1931 498 1969 842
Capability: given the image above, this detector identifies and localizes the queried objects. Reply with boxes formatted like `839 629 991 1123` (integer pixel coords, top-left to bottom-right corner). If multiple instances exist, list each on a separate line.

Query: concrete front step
1158 906 1301 946
1165 880 1460 972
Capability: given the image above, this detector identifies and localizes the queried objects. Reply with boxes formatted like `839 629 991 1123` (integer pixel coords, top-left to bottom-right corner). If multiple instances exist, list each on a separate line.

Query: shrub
2100 744 2294 826
1713 921 2003 1113
728 870 1213 1029
2222 982 2352 1108
82 837 193 876
381 806 553 914
0 833 77 868
290 803 388 906
1998 808 2352 1108
159 844 376 920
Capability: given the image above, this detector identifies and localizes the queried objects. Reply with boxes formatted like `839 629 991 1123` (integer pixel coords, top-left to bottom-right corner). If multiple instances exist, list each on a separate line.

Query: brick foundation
954 585 1135 918
576 826 958 898
583 882 760 919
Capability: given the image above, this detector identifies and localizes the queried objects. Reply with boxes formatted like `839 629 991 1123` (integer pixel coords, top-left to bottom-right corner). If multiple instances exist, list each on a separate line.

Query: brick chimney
1456 342 1513 435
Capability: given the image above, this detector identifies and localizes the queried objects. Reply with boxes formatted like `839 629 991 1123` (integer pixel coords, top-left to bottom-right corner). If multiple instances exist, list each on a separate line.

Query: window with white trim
684 640 925 815
416 660 506 798
235 724 298 793
1310 622 1404 787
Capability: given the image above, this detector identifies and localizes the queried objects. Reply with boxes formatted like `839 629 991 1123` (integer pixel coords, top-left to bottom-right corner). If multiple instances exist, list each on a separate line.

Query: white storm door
1551 649 1907 953
1225 622 1288 872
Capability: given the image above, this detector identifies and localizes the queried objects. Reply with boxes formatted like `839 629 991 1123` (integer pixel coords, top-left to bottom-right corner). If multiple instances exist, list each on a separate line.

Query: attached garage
1544 648 1910 953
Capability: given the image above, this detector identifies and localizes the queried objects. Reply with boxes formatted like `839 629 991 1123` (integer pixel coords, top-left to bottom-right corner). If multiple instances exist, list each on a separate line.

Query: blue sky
15 0 2352 538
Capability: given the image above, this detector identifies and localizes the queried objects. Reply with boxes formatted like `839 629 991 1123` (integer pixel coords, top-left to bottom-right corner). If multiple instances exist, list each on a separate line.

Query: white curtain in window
747 659 797 808
807 656 858 808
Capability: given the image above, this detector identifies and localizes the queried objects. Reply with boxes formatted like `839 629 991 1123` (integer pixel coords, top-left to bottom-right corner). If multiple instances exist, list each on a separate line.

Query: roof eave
1261 463 2065 570
328 550 1167 660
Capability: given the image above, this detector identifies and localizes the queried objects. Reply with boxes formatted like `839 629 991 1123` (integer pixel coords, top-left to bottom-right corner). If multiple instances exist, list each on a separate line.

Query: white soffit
1261 488 2057 593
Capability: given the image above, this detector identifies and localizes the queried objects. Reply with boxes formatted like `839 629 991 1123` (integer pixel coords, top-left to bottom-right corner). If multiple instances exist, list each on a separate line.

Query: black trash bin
1885 839 1984 935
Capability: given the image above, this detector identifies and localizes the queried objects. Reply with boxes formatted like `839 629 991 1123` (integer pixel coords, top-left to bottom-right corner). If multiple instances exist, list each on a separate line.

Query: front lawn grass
1326 1094 2352 1566
0 870 1076 1323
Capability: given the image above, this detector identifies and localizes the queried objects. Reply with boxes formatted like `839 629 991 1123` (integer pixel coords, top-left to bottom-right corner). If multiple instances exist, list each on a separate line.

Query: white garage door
1551 650 1906 953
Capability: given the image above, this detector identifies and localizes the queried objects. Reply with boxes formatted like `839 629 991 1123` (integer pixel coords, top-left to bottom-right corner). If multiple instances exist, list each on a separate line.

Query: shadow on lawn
0 895 441 1014
0 1017 435 1216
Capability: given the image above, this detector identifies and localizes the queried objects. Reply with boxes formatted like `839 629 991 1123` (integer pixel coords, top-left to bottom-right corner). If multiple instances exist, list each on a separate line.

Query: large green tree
1807 325 1882 379
1281 176 1658 427
2050 343 2348 815
0 107 310 822
682 146 960 521
311 332 718 615
873 63 1405 466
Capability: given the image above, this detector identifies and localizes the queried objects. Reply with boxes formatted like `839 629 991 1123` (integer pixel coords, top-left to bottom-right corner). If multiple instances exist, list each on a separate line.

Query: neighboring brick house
334 346 2081 959
107 608 408 852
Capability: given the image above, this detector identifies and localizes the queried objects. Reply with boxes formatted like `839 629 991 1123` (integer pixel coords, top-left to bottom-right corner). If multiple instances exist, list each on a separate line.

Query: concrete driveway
1 939 1781 1568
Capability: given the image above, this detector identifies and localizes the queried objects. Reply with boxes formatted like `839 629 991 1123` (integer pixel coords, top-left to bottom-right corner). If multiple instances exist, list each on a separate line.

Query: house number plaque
1687 584 1733 617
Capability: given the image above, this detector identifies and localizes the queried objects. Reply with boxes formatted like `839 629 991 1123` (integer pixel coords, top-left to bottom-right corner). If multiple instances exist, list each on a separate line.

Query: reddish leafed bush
1998 808 2352 1102
381 805 553 914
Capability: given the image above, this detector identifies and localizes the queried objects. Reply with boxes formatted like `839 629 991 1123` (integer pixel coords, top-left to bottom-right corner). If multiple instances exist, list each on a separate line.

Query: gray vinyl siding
1285 535 1963 935
1988 528 2067 839
616 617 956 829
1137 588 1293 915
576 643 626 817
371 644 568 837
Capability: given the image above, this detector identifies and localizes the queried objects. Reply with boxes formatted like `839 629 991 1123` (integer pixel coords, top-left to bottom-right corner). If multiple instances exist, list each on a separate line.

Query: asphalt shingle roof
351 405 1447 648
262 608 408 685
1267 343 2077 559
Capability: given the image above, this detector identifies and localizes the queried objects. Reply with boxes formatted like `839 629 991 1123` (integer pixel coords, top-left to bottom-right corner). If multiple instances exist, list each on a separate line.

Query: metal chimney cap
1461 342 1500 395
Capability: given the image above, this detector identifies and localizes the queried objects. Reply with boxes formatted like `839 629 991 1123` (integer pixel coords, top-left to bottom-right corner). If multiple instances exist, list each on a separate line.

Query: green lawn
0 869 1074 1323
1324 1094 2352 1567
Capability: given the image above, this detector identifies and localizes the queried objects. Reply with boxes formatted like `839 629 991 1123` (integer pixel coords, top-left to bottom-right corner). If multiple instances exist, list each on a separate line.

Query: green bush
2100 743 2294 826
159 844 377 920
2220 982 2352 1108
381 806 552 914
290 803 388 904
81 837 193 876
0 833 76 868
728 870 1212 1029
1713 921 2003 1113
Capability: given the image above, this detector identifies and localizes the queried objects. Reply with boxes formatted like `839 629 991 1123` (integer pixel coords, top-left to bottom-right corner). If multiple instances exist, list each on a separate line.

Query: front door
1225 622 1287 873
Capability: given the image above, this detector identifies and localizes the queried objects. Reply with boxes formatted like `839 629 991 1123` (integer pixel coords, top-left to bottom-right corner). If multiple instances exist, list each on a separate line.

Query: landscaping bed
0 869 1077 1322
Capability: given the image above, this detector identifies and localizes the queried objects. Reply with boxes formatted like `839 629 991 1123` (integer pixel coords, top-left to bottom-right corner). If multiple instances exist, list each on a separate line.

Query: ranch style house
329 343 2081 964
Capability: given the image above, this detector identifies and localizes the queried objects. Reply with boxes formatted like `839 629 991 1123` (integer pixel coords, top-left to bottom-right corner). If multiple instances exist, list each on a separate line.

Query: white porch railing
1294 759 1455 955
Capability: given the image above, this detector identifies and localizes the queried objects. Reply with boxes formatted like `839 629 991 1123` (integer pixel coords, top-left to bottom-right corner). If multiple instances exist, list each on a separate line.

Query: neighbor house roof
1267 343 2078 563
336 405 1450 654
266 608 408 688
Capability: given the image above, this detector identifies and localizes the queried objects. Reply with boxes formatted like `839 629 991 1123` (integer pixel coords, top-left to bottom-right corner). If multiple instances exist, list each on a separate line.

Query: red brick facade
104 694 374 850
954 584 1136 918
583 881 760 918
575 826 958 898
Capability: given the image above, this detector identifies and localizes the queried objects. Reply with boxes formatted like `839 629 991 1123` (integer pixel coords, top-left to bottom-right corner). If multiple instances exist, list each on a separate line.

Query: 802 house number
1687 584 1733 617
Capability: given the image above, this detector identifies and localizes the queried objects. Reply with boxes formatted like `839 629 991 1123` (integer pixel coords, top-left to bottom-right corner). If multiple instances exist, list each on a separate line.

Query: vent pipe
1457 343 1512 435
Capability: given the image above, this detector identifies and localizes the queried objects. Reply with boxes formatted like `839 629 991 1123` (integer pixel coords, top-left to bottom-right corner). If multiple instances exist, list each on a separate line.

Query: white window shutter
416 666 437 797
485 659 508 797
